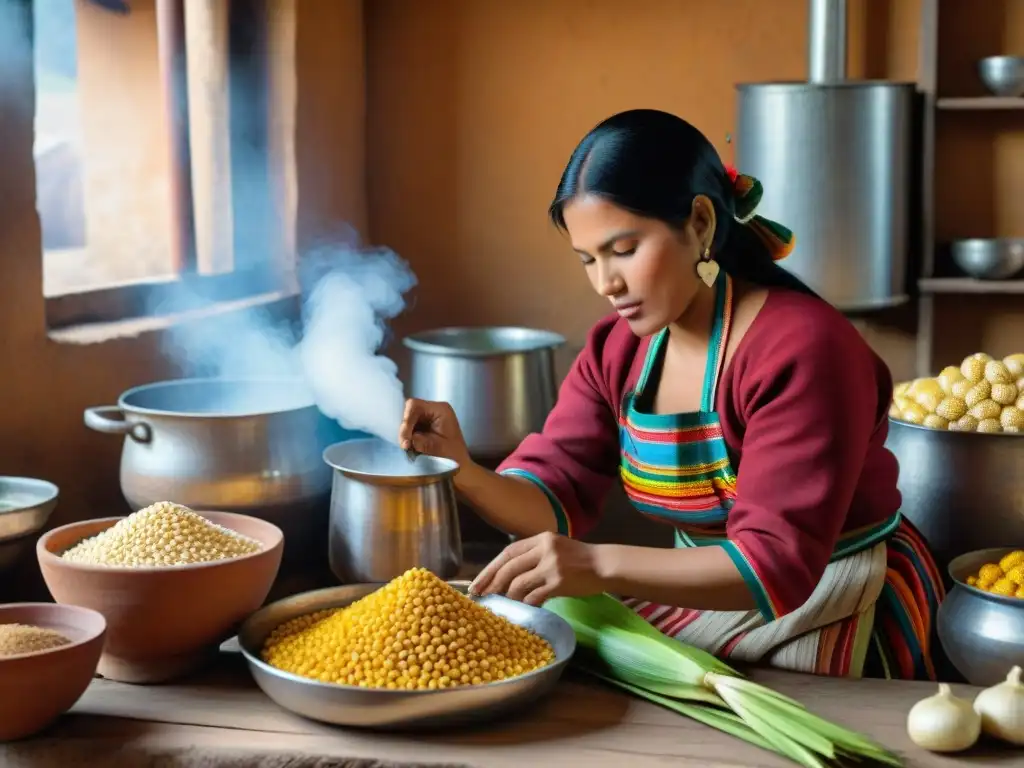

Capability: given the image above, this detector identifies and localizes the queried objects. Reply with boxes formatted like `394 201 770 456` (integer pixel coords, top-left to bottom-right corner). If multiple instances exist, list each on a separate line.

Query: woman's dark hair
549 109 818 297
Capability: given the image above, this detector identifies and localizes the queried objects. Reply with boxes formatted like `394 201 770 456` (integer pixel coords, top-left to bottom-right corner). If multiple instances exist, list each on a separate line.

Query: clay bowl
0 602 106 741
37 511 283 684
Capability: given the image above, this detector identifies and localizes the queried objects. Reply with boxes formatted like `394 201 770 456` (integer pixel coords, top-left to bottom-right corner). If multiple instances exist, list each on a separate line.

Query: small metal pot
403 326 565 459
884 418 1024 578
937 548 1024 687
324 439 462 584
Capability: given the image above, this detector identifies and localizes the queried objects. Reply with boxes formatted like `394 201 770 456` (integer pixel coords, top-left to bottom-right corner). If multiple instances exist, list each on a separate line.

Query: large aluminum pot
937 548 1024 686
885 418 1024 577
324 438 462 584
403 327 565 459
83 378 354 569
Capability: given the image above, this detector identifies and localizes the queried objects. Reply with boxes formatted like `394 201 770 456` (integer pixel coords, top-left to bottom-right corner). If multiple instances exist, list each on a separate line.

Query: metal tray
237 580 576 729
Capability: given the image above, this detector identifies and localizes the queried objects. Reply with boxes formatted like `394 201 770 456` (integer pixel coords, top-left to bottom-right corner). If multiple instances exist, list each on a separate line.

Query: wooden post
156 0 197 274
183 0 234 275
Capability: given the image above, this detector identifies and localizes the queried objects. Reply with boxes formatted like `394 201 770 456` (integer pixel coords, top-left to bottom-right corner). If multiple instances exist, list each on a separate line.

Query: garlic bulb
973 665 1024 745
907 683 981 753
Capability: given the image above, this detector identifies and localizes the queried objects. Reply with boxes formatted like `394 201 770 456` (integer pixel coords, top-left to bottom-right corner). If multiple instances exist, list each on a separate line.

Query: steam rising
6 0 418 444
158 230 418 445
297 237 417 443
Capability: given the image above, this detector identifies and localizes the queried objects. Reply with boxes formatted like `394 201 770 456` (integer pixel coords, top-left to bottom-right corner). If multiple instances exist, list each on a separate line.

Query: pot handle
84 406 152 443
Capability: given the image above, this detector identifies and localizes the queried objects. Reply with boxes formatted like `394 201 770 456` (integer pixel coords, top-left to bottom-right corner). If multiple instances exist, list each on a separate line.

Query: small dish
0 602 106 741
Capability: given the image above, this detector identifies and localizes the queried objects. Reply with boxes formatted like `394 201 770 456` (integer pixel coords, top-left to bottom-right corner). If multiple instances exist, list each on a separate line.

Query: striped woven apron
618 275 944 680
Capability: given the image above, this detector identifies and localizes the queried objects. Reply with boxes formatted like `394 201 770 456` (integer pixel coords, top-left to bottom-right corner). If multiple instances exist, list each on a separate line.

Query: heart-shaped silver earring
695 245 719 288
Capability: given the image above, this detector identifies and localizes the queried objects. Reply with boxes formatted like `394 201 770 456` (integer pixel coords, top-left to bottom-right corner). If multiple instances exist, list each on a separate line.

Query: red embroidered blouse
496 287 901 616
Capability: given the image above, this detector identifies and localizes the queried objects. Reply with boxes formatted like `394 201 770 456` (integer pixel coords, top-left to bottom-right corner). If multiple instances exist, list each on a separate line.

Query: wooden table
1 650 1018 768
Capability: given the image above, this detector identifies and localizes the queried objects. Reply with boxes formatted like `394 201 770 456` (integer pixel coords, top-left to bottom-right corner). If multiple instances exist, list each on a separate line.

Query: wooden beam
184 0 234 276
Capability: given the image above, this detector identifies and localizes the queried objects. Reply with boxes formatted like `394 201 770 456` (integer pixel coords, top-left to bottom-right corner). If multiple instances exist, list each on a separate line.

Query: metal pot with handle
403 326 566 459
885 418 1024 579
84 378 355 571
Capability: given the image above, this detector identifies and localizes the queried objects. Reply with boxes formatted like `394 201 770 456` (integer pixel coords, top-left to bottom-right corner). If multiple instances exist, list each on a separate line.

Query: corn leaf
594 626 712 688
715 683 829 768
574 649 727 706
546 594 736 675
545 595 905 768
582 666 780 755
730 688 836 757
715 676 902 767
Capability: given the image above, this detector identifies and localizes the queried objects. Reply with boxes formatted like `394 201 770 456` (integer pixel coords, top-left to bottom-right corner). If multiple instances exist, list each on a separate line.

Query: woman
398 108 943 681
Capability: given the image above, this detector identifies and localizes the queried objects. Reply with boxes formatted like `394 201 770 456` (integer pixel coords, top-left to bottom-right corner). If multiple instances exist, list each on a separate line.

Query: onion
906 683 981 753
974 665 1024 746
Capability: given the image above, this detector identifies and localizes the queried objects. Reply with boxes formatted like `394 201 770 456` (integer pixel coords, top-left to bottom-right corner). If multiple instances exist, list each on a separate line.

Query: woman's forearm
455 462 559 539
593 544 758 612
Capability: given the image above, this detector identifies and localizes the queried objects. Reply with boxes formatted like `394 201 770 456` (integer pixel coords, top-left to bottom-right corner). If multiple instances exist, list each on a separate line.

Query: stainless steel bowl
937 548 1024 687
978 56 1024 97
886 418 1024 579
0 477 60 574
0 476 59 544
237 581 576 729
950 238 1024 280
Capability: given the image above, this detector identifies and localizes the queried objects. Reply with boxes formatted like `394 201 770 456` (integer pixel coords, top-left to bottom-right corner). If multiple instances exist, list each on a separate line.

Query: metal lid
323 438 460 486
403 327 566 358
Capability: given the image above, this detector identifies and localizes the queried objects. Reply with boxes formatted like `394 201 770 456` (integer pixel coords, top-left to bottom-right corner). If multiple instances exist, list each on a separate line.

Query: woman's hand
398 398 472 467
468 532 606 606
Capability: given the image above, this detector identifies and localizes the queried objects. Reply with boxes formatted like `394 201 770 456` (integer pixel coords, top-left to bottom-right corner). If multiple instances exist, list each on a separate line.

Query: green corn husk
580 661 778 753
545 594 903 768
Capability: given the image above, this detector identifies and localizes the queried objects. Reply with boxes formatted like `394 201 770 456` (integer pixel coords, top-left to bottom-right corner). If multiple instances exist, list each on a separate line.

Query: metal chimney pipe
808 0 847 83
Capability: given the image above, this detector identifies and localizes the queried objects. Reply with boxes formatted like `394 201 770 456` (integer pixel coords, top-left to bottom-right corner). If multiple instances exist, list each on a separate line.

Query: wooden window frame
42 0 295 331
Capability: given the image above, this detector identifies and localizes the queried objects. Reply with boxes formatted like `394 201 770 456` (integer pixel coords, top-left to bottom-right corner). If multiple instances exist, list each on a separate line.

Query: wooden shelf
914 1 1024 375
919 277 1024 294
937 96 1024 110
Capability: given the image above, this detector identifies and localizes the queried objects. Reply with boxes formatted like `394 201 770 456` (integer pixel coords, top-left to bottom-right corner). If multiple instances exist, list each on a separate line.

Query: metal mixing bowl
950 238 1024 280
237 581 576 729
937 548 1024 687
978 56 1024 97
0 476 59 545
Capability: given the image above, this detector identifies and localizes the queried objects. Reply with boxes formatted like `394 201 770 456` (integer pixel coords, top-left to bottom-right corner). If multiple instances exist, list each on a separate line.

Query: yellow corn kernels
261 567 555 690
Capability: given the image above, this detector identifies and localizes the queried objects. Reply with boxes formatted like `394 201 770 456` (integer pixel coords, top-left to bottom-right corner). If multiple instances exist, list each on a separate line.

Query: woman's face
561 193 715 337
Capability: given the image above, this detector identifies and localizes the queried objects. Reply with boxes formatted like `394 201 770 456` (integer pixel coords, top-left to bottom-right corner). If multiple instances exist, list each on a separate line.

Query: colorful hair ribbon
724 165 796 262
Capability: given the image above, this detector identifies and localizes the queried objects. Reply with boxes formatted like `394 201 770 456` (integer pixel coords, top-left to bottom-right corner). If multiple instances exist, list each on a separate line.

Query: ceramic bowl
937 547 1024 686
0 602 106 741
37 511 283 684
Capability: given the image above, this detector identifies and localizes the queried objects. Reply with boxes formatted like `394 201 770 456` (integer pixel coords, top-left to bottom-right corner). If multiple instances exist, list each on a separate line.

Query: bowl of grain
36 502 283 684
0 602 106 741
237 567 576 728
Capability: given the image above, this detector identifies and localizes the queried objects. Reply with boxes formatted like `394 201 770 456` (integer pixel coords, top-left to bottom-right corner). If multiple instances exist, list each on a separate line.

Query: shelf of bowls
0 327 577 743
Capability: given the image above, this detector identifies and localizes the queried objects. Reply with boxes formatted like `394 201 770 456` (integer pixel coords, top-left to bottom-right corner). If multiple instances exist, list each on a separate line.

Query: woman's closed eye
608 237 639 257
575 237 639 264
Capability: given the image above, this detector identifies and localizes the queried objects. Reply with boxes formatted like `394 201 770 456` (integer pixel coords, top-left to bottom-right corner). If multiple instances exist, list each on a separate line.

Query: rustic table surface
1 647 1018 768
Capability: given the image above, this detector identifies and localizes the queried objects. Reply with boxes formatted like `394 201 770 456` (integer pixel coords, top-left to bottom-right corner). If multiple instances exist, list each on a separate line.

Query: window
32 0 297 330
